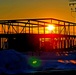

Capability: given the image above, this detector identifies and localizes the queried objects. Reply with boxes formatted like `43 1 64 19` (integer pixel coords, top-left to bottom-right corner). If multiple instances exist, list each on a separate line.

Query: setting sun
47 24 55 31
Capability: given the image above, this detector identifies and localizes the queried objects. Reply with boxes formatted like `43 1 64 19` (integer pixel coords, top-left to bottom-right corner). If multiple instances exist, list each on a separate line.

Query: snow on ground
0 49 31 74
0 49 76 74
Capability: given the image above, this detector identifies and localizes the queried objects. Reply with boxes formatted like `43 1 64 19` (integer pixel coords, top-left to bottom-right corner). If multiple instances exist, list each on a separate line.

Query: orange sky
0 0 76 22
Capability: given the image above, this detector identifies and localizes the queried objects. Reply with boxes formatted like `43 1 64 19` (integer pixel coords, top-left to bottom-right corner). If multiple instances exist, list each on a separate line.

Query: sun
47 24 55 31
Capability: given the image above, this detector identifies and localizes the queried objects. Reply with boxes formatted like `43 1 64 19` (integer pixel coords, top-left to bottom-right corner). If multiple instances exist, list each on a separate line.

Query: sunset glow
47 24 55 31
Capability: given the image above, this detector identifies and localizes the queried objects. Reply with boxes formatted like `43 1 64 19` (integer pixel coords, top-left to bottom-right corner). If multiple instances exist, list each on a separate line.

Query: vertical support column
73 37 74 47
62 38 64 49
72 37 74 48
75 38 76 46
28 20 30 34
67 37 69 48
12 23 13 33
2 24 3 34
38 22 40 54
64 37 66 49
66 37 68 48
38 22 39 34
25 23 26 33
43 23 45 51
31 24 33 34
74 37 75 46
8 23 10 34
64 22 66 35
70 38 72 48
44 23 45 34
1 38 3 49
68 23 70 35
59 38 61 49
17 23 19 33
60 38 62 49
68 38 70 48
73 24 75 35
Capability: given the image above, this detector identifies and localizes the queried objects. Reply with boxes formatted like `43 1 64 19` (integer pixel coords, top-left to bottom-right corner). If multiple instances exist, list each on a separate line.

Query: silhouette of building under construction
0 18 76 52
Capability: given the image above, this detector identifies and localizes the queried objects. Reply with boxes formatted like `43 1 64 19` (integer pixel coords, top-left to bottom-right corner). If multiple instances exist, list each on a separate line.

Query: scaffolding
0 18 76 52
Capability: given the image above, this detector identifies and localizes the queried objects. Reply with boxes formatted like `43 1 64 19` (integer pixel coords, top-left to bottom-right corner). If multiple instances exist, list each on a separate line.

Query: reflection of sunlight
58 60 65 63
58 60 70 63
70 60 76 64
64 53 68 56
64 60 69 63
58 60 76 64
56 52 60 56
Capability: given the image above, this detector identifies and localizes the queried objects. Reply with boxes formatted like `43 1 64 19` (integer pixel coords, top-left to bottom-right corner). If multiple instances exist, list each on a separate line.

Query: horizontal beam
0 18 76 25
0 33 76 38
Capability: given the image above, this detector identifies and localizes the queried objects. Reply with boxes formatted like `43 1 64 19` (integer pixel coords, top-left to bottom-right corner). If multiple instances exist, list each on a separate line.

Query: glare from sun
47 24 55 31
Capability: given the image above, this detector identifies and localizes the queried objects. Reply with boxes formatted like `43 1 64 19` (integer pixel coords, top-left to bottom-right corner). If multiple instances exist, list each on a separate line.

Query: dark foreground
0 49 76 74
13 70 76 75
